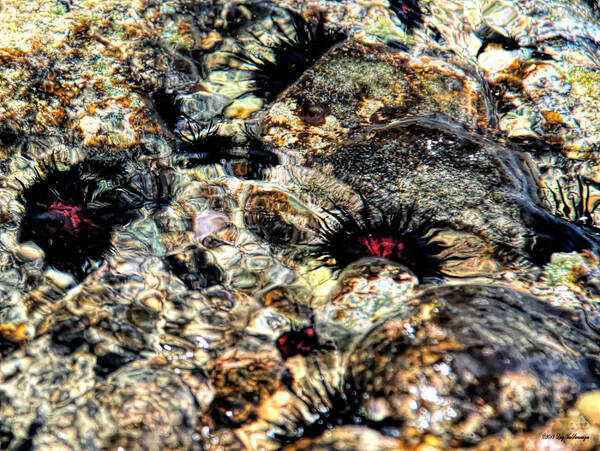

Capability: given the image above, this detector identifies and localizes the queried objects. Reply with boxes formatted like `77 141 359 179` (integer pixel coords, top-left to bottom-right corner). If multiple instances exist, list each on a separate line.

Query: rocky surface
1 0 600 450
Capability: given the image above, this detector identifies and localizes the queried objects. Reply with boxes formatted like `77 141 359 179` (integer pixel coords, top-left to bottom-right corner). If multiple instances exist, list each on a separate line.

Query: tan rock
576 391 600 426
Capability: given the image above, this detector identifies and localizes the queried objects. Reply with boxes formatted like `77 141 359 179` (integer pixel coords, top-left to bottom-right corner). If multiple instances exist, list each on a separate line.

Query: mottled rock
346 284 600 447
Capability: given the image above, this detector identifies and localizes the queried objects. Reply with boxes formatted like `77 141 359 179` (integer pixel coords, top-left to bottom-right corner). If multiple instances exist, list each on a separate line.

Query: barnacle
232 10 346 101
18 159 146 280
309 199 448 281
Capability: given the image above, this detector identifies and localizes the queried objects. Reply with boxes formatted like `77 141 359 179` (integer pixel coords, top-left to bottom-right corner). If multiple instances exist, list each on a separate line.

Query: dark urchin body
19 159 145 280
310 200 447 281
389 0 424 30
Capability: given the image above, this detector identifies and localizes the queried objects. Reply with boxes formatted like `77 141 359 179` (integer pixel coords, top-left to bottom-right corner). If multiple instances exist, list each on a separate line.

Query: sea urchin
311 201 447 280
233 10 346 101
172 122 279 178
271 363 404 447
18 159 145 280
389 0 424 30
276 326 320 360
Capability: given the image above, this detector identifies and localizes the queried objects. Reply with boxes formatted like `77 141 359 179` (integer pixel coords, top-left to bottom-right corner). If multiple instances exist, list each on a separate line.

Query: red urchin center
358 235 404 259
276 327 318 359
40 201 97 235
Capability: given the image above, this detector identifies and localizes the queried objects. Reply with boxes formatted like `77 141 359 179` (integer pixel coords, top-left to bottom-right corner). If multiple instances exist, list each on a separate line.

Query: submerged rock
346 284 600 447
262 39 600 271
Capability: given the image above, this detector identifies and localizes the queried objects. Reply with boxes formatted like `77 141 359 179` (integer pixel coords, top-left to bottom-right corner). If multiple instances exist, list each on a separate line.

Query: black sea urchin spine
233 10 346 101
152 88 186 133
544 175 600 228
171 121 279 177
271 362 403 446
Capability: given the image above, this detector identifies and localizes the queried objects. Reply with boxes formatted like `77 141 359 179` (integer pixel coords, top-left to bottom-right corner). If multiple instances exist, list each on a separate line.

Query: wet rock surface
347 284 600 447
1 0 600 450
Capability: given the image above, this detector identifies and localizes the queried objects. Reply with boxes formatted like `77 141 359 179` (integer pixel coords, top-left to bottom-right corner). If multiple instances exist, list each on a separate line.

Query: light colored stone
44 268 77 290
15 241 44 262
576 391 600 426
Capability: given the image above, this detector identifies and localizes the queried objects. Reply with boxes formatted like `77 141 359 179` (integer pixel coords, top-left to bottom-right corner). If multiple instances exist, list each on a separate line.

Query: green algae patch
544 252 587 285
49 2 67 16
316 56 400 99
364 14 414 47
569 67 600 98
161 20 195 50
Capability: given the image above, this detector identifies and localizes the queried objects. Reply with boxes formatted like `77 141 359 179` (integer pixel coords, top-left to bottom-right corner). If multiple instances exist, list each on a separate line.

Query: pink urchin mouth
37 200 98 235
358 234 405 260
276 326 319 359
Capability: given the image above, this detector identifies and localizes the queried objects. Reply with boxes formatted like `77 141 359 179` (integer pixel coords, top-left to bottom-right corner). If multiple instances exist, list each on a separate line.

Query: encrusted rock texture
1 0 600 449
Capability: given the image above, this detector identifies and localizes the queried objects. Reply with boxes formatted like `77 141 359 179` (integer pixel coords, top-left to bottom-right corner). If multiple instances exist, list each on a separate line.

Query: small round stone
15 241 44 262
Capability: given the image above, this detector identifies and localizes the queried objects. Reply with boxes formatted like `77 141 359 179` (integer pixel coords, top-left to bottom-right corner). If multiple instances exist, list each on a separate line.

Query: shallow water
1 0 600 449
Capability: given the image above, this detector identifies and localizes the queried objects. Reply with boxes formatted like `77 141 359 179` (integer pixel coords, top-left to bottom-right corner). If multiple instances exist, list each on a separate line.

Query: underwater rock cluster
1 0 600 449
